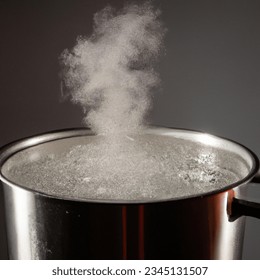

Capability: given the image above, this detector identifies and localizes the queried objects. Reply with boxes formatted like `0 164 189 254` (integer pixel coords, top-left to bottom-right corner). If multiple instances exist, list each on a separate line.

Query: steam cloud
61 2 165 135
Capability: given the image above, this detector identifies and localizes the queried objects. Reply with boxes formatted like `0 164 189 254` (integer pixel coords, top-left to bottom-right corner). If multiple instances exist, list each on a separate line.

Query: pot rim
0 126 259 204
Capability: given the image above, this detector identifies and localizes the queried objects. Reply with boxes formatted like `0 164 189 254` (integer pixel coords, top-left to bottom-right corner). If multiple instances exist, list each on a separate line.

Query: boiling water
1 134 249 201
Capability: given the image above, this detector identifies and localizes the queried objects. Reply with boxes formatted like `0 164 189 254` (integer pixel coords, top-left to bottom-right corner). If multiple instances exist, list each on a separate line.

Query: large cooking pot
0 127 259 260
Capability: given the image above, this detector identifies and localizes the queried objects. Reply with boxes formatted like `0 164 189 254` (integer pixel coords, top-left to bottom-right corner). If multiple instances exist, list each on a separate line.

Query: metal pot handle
231 173 260 221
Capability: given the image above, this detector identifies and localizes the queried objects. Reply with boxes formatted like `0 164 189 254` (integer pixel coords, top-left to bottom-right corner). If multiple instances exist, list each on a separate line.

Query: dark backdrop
0 0 260 259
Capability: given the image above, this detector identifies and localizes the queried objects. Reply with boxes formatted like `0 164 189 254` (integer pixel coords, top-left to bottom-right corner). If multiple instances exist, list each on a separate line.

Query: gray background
0 0 260 259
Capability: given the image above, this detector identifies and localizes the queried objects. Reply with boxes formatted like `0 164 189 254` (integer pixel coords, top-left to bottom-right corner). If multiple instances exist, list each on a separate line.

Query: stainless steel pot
0 127 260 260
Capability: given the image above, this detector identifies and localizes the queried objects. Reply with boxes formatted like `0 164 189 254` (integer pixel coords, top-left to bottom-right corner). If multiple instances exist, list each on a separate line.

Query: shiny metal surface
0 127 260 259
1 183 246 259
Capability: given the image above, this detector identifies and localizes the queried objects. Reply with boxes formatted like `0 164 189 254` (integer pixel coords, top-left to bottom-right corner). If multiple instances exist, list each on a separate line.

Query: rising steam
61 2 165 135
